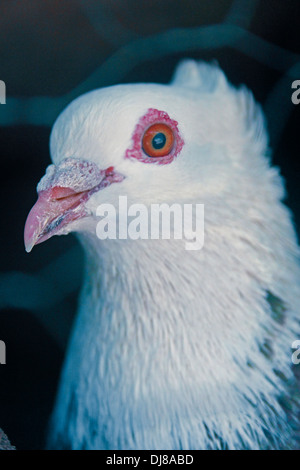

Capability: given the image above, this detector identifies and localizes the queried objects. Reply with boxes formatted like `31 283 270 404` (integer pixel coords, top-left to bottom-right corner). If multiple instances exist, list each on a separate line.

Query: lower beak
24 157 124 253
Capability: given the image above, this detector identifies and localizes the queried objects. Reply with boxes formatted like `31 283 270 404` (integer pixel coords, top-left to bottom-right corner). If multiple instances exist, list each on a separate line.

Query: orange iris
142 123 175 157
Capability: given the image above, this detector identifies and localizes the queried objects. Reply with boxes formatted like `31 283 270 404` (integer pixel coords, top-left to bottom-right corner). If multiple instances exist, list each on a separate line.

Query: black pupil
152 132 166 149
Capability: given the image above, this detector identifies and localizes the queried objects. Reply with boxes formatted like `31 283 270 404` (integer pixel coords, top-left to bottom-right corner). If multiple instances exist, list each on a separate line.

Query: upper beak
24 157 124 253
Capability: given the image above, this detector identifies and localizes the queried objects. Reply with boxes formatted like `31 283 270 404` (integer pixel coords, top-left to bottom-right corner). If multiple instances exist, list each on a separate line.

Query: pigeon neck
80 234 193 315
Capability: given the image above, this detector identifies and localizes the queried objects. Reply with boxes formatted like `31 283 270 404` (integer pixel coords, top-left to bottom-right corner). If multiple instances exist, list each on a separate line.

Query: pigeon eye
125 108 184 165
142 123 174 157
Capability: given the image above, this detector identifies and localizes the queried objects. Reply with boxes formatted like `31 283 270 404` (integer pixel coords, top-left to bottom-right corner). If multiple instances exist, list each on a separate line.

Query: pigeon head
24 60 264 252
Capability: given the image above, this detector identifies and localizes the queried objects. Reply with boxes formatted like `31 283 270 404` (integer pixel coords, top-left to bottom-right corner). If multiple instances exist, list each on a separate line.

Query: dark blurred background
0 0 299 449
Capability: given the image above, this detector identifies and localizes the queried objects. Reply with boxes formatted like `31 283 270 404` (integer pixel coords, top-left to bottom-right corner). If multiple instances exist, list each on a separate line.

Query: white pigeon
24 60 300 450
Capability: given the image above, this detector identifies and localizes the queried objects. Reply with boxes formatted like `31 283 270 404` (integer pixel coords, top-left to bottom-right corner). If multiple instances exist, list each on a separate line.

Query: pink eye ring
125 108 184 165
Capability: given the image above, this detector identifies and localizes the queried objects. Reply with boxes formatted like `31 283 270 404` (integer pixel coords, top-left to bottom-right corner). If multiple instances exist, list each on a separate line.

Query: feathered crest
171 59 227 93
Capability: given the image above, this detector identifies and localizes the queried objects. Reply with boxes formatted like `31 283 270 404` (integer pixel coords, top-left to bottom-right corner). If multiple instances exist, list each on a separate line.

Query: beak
24 157 124 253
